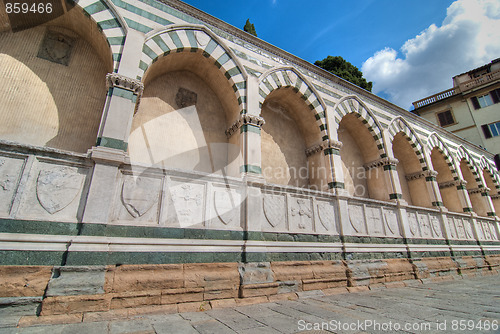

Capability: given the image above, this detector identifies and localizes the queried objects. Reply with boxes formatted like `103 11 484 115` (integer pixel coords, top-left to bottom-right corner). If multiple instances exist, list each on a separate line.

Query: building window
471 89 500 109
482 121 500 138
436 110 455 127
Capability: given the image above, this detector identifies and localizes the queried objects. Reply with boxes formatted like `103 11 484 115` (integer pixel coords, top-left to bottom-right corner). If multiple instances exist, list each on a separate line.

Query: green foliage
243 19 257 37
314 56 373 92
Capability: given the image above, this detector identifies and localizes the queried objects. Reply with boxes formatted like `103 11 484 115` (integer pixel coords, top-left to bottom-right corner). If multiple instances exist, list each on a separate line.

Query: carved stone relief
121 176 161 219
419 214 431 238
37 30 75 66
464 219 474 239
366 206 383 236
289 198 313 232
383 209 399 235
316 201 336 233
214 189 240 227
0 157 23 215
168 181 204 228
430 216 441 237
448 218 457 239
408 212 419 237
349 204 365 234
175 88 197 109
263 194 285 229
36 167 84 214
455 218 466 239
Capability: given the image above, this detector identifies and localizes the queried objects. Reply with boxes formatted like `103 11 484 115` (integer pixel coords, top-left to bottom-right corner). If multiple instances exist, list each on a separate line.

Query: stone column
83 74 143 224
322 139 345 193
96 73 144 151
226 114 265 178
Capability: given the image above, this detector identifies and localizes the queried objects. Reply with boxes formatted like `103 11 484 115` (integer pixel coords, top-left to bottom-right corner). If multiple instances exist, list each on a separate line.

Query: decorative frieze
467 187 490 195
438 179 467 189
405 169 438 181
106 73 144 95
226 114 266 138
364 157 398 171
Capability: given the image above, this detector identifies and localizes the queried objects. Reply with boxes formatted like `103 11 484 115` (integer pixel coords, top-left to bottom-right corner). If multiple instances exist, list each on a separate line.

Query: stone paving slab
2 275 500 334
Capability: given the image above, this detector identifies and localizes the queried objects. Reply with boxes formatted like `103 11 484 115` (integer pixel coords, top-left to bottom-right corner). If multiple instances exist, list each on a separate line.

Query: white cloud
362 0 500 110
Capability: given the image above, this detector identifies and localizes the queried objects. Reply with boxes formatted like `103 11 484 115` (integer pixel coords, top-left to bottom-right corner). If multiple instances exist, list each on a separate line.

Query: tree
314 56 372 92
243 19 257 37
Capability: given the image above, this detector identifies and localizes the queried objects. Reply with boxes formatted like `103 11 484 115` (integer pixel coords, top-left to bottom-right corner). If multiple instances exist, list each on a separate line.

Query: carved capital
323 139 343 151
468 187 490 195
405 169 438 181
364 157 399 170
106 73 144 95
438 179 467 189
305 144 323 157
226 114 266 138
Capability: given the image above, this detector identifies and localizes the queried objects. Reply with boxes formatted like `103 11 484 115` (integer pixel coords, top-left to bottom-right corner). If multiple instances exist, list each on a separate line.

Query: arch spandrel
138 25 247 114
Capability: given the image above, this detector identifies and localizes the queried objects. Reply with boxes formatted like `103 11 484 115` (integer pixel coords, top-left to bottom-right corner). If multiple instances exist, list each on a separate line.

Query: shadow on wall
0 10 110 153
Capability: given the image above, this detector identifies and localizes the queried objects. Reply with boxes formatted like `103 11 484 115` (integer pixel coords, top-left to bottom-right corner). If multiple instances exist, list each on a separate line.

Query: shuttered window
436 110 455 127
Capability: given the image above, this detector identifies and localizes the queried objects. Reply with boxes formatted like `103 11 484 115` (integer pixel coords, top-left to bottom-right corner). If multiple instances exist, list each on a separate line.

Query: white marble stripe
89 10 113 23
176 30 191 49
101 27 124 38
276 71 287 87
157 33 177 52
120 10 164 31
110 45 122 55
209 45 226 62
267 77 279 91
145 40 163 58
78 0 98 8
286 71 298 86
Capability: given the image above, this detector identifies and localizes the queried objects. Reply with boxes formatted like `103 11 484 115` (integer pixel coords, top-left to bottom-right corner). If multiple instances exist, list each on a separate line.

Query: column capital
438 179 467 189
405 169 438 181
226 114 265 138
364 156 399 170
106 73 144 95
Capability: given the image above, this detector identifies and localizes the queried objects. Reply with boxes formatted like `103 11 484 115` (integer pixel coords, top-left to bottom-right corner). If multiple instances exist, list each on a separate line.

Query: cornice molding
364 157 399 170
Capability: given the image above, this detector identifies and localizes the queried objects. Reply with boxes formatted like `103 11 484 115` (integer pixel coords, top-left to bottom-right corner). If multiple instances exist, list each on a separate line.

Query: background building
412 59 500 169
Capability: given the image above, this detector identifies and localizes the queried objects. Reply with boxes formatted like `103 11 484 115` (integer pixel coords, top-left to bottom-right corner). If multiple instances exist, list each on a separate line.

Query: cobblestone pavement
1 275 499 334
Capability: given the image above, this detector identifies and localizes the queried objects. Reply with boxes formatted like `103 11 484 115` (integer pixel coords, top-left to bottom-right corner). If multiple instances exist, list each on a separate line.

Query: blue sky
181 0 500 110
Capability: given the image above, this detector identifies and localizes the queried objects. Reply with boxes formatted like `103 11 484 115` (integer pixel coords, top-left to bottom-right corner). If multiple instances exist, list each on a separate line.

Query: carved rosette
225 114 265 138
364 157 399 170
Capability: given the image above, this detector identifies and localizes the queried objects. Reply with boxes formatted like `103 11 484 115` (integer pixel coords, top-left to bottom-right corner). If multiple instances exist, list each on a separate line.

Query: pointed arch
258 67 328 141
78 0 127 71
388 117 428 171
480 156 500 186
456 146 485 188
427 133 460 180
138 24 247 114
334 95 385 158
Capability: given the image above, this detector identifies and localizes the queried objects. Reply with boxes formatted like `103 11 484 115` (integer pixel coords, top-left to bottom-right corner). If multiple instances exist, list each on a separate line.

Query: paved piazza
1 275 499 334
